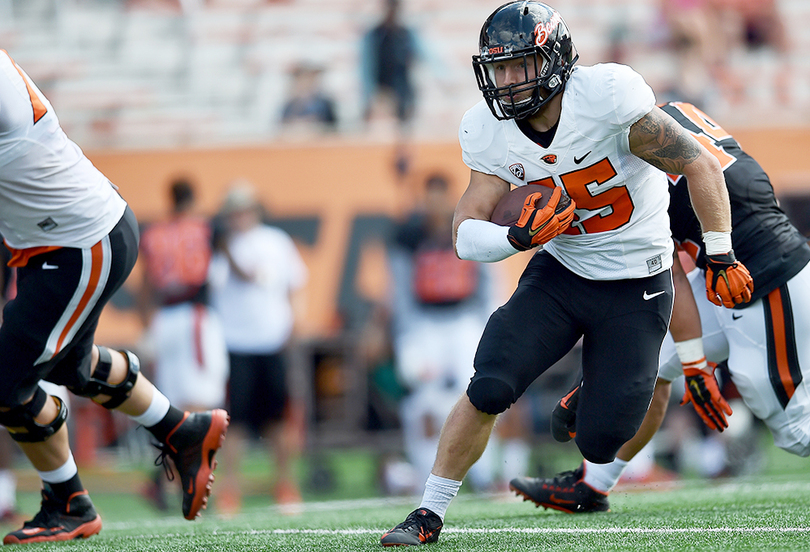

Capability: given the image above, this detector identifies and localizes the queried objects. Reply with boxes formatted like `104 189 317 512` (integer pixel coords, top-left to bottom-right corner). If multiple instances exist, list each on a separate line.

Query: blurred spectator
360 0 419 129
279 62 338 136
714 0 788 53
385 173 528 492
657 0 791 107
208 180 308 514
360 0 430 179
360 302 404 434
137 178 229 510
713 0 791 104
657 0 727 106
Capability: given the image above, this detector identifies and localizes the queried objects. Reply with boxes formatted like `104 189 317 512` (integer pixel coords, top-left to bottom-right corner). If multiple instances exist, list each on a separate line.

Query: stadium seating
1 0 807 150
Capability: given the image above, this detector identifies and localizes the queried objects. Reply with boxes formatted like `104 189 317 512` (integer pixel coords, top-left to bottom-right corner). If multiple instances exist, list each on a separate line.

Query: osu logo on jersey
541 154 557 165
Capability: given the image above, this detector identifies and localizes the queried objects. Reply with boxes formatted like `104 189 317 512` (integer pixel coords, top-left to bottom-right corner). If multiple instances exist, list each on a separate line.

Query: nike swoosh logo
42 262 59 270
548 494 576 505
688 379 705 402
528 218 552 237
643 290 666 300
573 151 591 164
732 313 743 320
419 528 437 543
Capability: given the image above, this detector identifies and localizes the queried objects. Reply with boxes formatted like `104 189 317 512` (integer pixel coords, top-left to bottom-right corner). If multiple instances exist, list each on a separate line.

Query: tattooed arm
629 106 730 234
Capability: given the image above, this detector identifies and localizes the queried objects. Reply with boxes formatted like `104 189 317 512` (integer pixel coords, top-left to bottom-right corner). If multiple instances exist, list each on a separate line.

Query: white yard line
111 527 810 540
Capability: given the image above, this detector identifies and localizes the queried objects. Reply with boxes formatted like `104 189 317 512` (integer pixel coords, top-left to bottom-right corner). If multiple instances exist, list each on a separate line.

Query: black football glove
550 383 580 443
680 362 733 432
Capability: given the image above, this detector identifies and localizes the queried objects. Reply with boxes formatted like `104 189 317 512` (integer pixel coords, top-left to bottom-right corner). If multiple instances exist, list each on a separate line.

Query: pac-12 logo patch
541 154 557 165
509 163 525 180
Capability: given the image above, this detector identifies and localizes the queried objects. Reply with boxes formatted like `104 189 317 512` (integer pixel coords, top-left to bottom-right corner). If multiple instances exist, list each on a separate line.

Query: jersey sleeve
605 63 656 127
458 101 508 175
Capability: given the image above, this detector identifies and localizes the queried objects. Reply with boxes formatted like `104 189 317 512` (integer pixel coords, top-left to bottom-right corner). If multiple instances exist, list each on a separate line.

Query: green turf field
2 440 808 551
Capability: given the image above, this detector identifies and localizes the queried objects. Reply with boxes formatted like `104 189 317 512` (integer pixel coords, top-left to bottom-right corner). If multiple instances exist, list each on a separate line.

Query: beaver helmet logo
534 12 562 47
541 154 557 164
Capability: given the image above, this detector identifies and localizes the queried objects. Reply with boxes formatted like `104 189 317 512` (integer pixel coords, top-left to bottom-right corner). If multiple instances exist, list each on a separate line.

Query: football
490 184 569 226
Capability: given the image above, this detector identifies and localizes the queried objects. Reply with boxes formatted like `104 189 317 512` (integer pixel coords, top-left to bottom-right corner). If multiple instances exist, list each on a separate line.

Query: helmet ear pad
473 1 579 120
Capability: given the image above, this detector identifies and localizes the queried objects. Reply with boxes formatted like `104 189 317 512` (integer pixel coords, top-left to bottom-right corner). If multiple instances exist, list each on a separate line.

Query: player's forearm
668 253 702 343
684 154 732 238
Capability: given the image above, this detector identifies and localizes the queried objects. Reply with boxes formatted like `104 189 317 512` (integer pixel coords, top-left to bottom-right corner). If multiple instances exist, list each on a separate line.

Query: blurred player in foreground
0 50 228 544
510 101 810 513
381 2 752 546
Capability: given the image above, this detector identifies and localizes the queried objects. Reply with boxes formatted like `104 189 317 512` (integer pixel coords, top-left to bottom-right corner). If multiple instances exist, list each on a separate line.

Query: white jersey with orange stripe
0 50 126 252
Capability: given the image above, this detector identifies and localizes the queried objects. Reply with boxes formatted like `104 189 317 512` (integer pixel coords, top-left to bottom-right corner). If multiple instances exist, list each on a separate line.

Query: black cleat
3 488 102 544
155 409 229 520
551 383 580 442
381 508 443 547
510 463 610 514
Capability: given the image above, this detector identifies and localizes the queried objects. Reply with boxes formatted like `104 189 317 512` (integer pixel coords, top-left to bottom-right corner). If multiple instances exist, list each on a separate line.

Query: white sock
419 474 462 521
38 452 78 484
583 458 628 493
130 388 171 427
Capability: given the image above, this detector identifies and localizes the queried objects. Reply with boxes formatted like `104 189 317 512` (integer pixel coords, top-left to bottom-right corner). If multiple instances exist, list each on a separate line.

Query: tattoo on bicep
633 110 701 175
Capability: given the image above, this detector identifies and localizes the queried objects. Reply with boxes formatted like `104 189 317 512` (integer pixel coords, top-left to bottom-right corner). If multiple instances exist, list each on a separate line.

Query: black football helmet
473 1 578 120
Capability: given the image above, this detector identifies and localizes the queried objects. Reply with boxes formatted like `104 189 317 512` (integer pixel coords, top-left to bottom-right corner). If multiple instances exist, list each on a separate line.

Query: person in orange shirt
138 178 229 510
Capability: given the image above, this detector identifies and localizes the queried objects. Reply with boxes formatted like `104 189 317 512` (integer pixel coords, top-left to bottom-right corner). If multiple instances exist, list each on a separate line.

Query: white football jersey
459 63 673 280
0 50 126 252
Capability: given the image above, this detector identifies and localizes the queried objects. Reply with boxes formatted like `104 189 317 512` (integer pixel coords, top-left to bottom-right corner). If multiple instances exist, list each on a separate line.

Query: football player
509 101 810 513
138 178 229 509
0 50 229 544
381 3 753 546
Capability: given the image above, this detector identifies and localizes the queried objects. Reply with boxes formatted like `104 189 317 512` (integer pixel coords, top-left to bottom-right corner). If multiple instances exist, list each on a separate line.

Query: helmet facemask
475 49 557 120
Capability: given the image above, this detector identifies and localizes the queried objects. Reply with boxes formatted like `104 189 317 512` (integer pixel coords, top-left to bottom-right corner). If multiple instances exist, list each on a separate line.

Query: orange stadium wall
86 130 810 348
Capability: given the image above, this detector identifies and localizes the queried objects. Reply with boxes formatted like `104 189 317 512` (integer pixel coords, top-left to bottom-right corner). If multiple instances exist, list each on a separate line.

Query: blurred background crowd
1 0 807 148
0 0 808 519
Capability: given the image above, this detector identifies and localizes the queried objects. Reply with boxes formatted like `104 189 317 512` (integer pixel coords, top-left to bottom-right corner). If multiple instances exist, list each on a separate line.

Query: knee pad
467 377 514 415
0 386 67 443
70 347 140 409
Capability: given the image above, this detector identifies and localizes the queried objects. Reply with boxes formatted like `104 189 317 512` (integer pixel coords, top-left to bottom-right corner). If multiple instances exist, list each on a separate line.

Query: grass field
3 441 809 551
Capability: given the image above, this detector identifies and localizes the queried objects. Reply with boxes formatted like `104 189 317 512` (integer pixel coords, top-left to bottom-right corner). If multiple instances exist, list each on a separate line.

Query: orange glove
680 362 733 432
705 251 754 308
507 187 575 251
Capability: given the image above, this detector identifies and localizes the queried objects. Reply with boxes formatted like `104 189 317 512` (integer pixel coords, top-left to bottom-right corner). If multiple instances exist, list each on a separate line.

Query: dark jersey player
510 100 810 513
